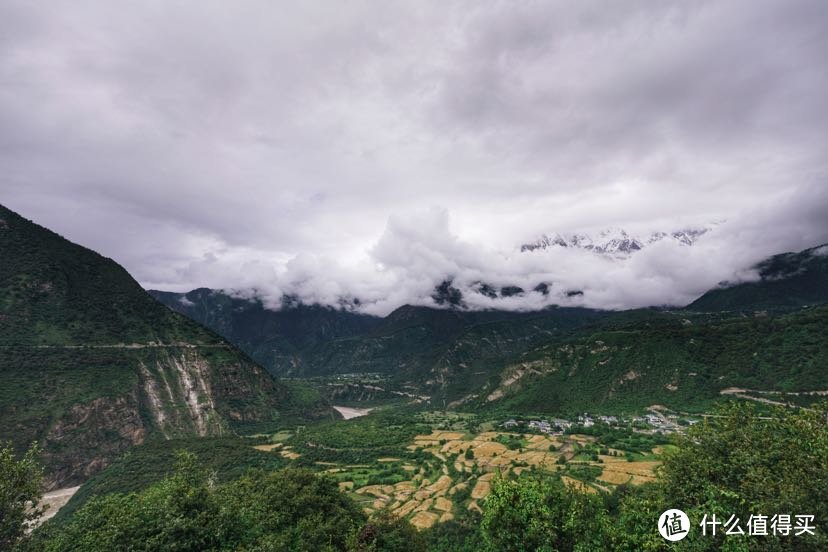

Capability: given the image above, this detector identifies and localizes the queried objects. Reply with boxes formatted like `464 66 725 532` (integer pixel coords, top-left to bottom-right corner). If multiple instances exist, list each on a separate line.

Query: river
332 406 373 420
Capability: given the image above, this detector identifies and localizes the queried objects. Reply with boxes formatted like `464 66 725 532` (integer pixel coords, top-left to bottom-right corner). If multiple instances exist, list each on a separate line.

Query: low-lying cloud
167 184 827 316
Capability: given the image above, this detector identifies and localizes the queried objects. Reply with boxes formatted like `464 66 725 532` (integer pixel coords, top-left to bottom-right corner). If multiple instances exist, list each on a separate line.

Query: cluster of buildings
500 412 697 435
501 416 578 435
631 413 665 426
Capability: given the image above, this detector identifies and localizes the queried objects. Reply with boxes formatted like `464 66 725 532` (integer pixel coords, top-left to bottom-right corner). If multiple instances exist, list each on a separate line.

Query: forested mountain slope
0 205 322 488
482 306 828 413
688 244 828 312
149 244 828 414
149 289 383 376
150 289 611 388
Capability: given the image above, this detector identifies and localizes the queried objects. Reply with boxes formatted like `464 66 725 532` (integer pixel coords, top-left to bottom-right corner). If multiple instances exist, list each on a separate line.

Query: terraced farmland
254 419 665 530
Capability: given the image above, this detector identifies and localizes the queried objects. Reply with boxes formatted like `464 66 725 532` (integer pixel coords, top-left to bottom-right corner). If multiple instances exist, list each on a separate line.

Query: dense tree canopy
0 442 44 551
32 454 369 552
481 475 609 551
653 401 828 551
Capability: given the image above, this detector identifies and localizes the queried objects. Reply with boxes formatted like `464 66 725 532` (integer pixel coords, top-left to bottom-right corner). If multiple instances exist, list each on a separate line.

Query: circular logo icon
658 509 690 541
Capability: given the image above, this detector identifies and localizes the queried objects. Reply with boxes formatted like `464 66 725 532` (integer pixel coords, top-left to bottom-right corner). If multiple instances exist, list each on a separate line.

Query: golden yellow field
598 460 659 484
410 511 439 529
561 476 597 494
252 443 281 452
350 432 662 528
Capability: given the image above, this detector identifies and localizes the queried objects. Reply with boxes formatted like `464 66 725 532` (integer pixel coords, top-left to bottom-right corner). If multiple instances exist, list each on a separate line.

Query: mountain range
688 244 828 311
520 227 709 255
0 204 327 489
152 242 828 411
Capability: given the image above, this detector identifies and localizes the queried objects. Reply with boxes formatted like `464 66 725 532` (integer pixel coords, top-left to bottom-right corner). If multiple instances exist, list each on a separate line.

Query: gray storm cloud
1 0 826 315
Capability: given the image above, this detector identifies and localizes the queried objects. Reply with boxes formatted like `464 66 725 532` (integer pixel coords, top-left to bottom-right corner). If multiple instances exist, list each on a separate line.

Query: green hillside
150 290 610 383
0 209 209 346
688 244 828 311
0 205 326 489
484 306 828 413
149 288 382 376
52 437 290 523
147 243 827 416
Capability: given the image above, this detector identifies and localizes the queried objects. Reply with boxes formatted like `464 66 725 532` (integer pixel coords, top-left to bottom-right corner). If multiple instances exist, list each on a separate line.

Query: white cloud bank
167 184 827 316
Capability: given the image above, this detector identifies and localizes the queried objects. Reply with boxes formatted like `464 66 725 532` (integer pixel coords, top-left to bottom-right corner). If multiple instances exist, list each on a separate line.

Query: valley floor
249 409 667 530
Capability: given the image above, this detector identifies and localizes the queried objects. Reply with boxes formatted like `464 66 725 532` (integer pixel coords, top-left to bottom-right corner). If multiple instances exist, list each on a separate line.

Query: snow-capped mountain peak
520 227 708 256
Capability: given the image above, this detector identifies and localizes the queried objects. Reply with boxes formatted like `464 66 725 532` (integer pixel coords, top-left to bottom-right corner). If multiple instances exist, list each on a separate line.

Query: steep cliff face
33 346 294 489
0 204 318 489
137 347 290 435
138 350 226 438
42 392 147 490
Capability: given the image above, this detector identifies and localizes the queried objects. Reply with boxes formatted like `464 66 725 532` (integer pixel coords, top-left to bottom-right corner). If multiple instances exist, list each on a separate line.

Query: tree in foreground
348 511 426 552
647 400 828 551
601 402 825 551
0 442 44 551
33 451 419 551
481 475 609 551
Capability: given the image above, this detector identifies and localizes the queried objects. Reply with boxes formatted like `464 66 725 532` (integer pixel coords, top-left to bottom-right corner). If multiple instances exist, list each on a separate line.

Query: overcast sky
2 0 827 314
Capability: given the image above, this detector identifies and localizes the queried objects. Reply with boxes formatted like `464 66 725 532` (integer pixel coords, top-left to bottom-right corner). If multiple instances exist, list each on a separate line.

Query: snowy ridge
520 228 709 256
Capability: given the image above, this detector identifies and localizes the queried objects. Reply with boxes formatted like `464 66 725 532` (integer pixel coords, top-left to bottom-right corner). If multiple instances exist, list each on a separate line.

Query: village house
528 420 553 433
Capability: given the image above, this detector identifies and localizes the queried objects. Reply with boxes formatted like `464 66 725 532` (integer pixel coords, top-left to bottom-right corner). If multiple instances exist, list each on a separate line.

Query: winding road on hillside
0 343 227 349
719 387 825 410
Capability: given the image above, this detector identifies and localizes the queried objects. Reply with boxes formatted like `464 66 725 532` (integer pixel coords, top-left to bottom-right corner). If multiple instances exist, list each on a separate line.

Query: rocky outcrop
39 347 289 489
485 359 554 402
0 204 300 492
42 392 146 490
138 350 225 438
